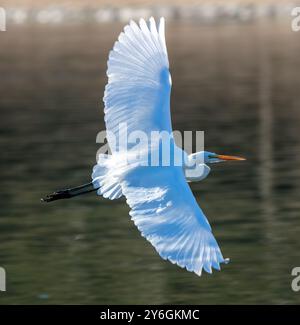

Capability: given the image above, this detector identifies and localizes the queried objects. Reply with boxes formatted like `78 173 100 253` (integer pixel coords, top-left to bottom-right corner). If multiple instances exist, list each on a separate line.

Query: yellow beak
215 154 246 161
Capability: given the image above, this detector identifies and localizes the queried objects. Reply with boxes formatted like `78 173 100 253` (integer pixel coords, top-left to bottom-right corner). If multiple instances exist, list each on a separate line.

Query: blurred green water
0 21 300 304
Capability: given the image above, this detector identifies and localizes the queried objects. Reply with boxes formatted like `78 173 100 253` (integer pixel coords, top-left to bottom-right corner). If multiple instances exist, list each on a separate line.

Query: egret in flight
42 17 245 276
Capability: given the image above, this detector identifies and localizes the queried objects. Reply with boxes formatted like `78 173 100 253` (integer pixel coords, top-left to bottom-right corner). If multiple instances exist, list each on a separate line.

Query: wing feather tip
129 210 229 277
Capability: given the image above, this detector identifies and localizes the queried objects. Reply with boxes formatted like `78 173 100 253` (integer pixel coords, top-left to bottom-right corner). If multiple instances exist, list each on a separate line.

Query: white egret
42 17 245 276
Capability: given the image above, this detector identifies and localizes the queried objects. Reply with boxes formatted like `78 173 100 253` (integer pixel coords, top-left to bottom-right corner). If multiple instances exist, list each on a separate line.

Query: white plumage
92 17 228 276
104 17 172 150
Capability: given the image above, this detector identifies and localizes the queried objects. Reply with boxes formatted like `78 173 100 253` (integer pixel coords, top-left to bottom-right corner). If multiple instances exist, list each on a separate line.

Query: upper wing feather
104 17 172 152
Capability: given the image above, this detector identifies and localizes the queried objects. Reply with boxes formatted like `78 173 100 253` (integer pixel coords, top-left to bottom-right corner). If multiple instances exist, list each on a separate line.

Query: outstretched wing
102 17 228 275
104 17 172 152
121 165 228 276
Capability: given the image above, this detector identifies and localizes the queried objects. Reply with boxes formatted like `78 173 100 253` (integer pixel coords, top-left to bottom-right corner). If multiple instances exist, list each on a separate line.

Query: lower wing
120 164 228 276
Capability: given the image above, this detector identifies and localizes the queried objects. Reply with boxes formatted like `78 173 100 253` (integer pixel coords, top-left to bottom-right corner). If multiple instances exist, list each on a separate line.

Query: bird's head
203 151 246 164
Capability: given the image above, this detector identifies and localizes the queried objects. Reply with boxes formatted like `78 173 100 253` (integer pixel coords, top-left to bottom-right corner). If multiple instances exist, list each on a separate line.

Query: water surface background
0 20 300 304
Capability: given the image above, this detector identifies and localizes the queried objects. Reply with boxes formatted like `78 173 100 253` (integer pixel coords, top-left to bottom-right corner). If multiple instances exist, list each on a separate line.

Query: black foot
41 189 71 203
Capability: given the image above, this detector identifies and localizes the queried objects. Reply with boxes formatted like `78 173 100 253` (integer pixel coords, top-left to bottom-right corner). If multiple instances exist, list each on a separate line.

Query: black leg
41 182 98 203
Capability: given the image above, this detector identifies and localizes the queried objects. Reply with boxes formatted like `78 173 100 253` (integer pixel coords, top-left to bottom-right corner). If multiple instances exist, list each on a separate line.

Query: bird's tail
92 154 123 200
